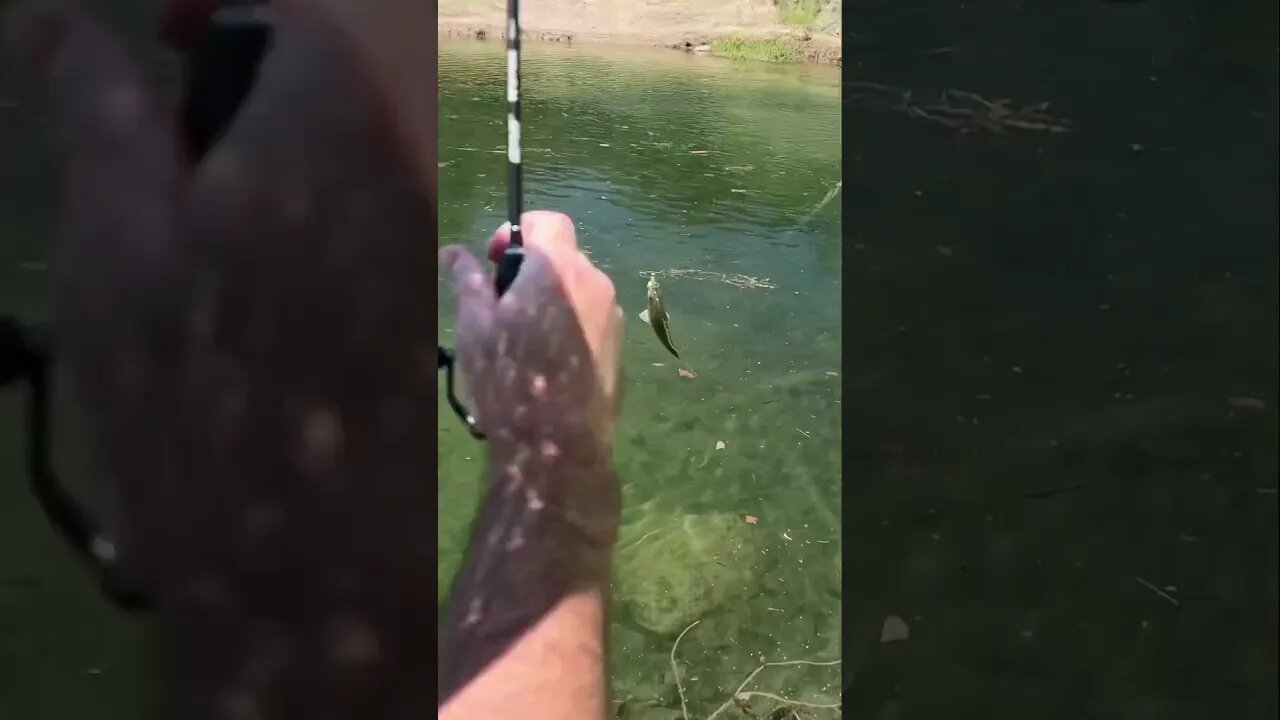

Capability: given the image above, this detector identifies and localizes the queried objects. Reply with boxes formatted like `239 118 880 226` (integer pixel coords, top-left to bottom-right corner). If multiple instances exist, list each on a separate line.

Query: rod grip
494 246 524 296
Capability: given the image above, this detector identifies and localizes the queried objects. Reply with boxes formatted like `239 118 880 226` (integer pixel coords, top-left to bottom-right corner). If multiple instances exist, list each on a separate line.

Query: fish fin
638 308 651 324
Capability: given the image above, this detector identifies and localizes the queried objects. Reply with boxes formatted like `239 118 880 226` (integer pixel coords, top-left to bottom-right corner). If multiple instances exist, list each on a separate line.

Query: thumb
440 245 497 338
7 0 187 303
8 1 184 169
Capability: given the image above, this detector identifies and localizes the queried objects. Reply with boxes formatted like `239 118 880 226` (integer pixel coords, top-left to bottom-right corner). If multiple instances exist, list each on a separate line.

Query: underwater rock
615 512 763 635
880 614 910 643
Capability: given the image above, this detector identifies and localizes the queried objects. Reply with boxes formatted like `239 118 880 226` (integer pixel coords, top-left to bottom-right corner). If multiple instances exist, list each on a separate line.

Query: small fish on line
638 275 679 358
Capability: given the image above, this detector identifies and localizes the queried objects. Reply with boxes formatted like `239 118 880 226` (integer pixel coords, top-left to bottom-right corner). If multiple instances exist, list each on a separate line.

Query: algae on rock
614 512 765 635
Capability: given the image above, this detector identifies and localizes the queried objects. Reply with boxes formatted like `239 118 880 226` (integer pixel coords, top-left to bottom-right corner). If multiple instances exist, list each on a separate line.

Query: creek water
842 1 1277 718
438 40 843 718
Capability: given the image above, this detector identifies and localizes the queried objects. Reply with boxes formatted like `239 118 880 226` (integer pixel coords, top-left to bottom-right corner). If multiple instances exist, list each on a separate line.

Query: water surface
438 40 843 717
843 2 1277 717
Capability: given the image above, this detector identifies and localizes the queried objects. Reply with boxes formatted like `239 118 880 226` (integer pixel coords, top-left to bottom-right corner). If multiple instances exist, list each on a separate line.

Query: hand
441 212 624 452
6 0 440 640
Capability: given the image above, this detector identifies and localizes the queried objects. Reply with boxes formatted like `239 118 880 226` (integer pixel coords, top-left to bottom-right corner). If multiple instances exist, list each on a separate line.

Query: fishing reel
438 344 484 439
0 316 151 612
439 237 526 437
437 239 525 441
1 312 479 614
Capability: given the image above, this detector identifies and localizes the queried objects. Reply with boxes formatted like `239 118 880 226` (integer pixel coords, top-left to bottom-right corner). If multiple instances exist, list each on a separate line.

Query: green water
437 42 842 717
843 2 1278 718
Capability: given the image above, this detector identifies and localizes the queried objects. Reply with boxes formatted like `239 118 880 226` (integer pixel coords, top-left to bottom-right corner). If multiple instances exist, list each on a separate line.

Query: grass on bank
708 35 803 63
776 0 822 26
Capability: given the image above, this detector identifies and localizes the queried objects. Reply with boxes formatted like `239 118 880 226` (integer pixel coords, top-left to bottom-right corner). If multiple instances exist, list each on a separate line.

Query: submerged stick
707 658 841 720
671 619 701 720
1134 576 1180 607
794 179 842 229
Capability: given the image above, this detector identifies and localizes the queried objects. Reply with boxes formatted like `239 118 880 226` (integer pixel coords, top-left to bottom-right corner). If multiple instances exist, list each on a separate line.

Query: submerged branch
706 657 842 719
847 81 1077 134
671 620 702 720
665 620 843 720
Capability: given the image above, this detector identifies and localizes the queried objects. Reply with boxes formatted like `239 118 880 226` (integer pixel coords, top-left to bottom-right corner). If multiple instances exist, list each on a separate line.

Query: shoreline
437 18 841 66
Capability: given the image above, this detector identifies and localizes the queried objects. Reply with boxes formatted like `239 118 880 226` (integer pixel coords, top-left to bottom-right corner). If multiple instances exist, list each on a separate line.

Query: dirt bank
438 0 841 65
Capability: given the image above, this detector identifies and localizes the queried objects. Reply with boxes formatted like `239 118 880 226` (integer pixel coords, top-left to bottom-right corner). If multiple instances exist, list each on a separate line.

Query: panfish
638 274 680 358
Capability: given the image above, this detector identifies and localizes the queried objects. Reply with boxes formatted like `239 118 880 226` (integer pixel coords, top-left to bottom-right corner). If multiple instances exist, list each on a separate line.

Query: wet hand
441 211 624 452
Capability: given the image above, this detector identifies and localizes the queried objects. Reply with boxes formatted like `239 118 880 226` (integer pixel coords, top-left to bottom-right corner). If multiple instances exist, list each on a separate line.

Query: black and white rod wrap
494 0 525 295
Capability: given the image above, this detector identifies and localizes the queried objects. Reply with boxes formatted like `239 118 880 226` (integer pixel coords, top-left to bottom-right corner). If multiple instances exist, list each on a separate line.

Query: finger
7 1 187 401
6 0 73 74
496 244 614 346
596 302 624 400
274 0 437 203
486 211 579 262
441 245 497 335
181 7 438 381
6 0 186 295
497 215 612 317
8 1 184 175
485 223 510 262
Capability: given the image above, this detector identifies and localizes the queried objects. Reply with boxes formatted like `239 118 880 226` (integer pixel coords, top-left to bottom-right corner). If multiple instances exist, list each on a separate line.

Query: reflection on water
438 41 842 716
844 1 1277 718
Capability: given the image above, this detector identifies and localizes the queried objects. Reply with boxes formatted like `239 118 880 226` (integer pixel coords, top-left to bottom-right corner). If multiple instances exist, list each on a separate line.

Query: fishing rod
495 0 526 289
439 0 526 439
